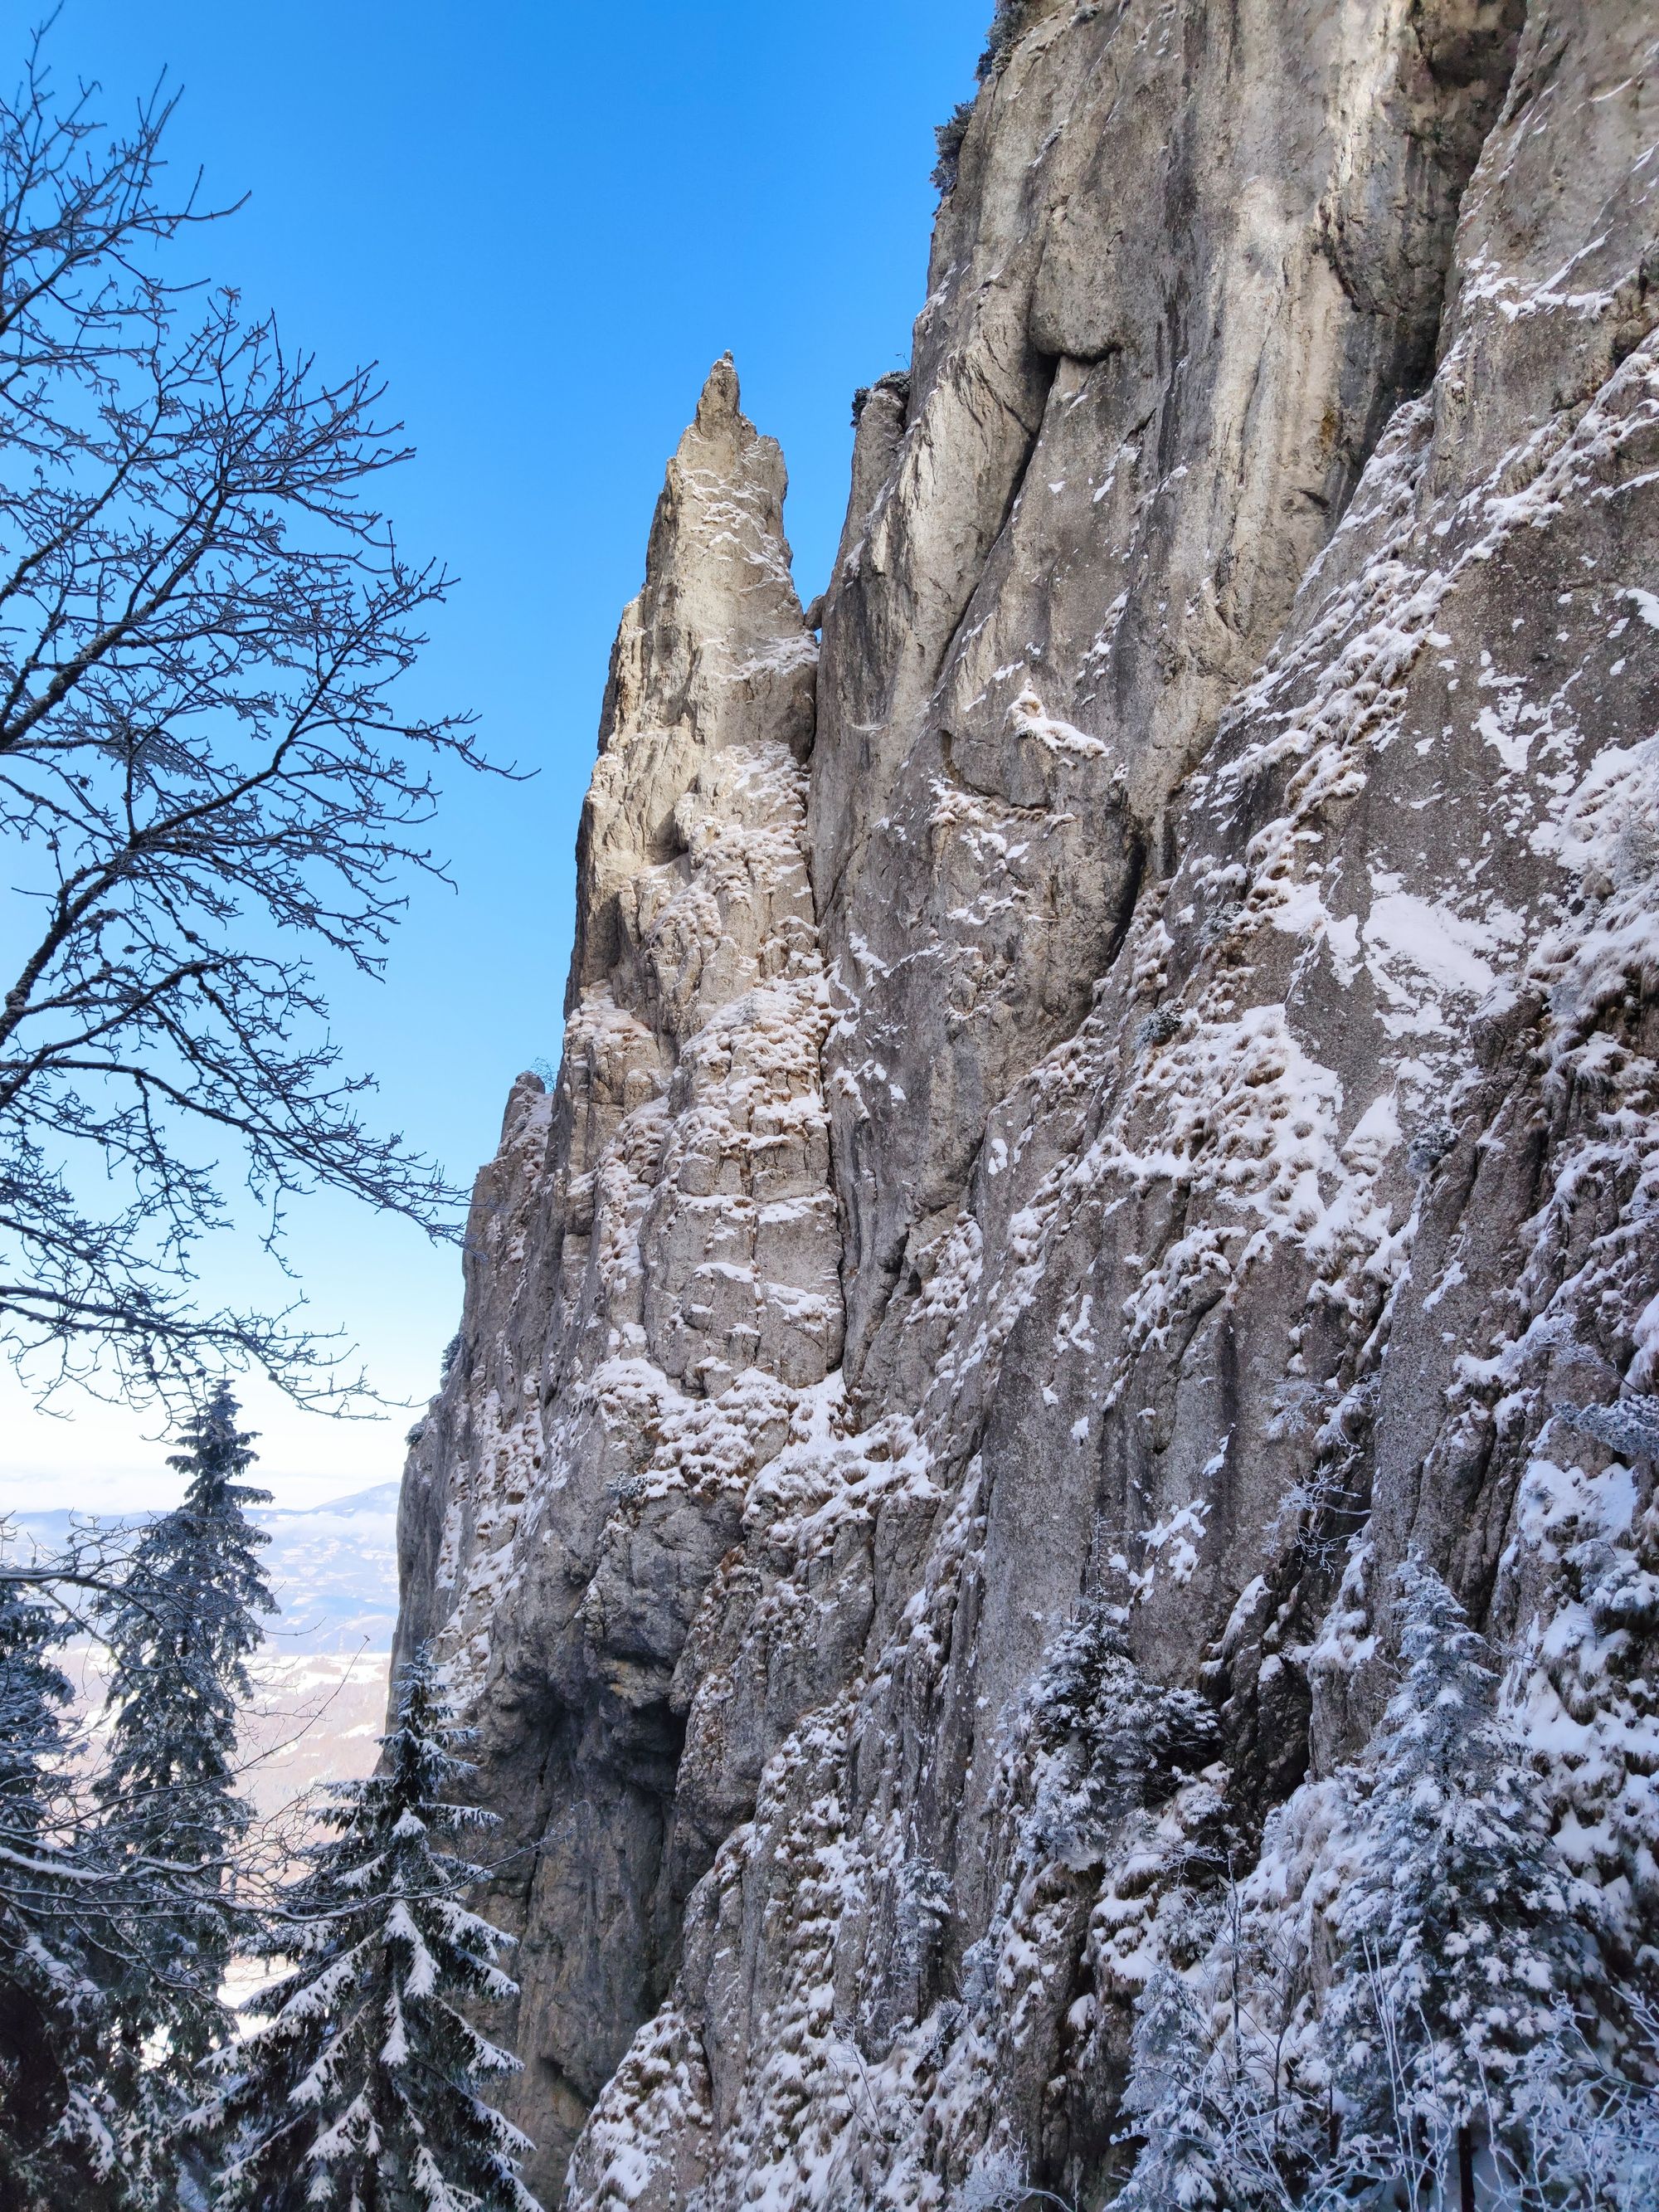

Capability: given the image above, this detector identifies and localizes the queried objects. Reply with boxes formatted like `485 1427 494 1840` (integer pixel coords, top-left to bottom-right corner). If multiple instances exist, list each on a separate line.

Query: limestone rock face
395 358 836 2187
813 0 1528 1383
398 7 1659 2209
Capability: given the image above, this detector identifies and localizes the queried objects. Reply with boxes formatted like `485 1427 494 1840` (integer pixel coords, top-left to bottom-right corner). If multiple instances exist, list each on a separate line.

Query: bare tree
0 21 501 1413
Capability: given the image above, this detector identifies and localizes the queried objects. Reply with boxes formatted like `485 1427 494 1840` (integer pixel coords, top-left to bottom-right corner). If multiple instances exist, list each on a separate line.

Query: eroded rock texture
396 358 835 2177
397 5 1659 2205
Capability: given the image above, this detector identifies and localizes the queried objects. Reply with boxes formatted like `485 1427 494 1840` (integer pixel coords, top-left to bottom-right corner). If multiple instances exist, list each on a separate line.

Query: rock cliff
396 4 1659 2205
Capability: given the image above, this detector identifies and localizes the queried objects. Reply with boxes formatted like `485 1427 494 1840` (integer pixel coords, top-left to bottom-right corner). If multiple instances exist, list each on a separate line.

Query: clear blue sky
0 0 990 1509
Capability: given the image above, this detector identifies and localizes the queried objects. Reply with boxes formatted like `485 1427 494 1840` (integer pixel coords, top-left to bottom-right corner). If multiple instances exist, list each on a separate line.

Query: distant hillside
258 1482 401 1654
12 1479 400 1654
61 1641 390 1818
11 1481 399 1810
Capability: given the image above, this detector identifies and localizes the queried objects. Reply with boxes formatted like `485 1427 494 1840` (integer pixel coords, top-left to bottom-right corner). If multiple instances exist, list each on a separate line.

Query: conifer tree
1114 1961 1230 2212
1027 1608 1220 1869
203 1645 542 2212
1115 1912 1324 2212
1323 1558 1598 2204
95 1382 275 2073
0 1577 112 2204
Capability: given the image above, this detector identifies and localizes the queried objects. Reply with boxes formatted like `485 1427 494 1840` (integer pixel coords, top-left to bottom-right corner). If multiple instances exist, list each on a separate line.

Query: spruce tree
95 1382 275 2072
1114 1961 1229 2212
0 1576 112 2205
1324 1558 1598 2202
1027 1609 1220 1869
1115 1922 1324 2212
202 1645 542 2212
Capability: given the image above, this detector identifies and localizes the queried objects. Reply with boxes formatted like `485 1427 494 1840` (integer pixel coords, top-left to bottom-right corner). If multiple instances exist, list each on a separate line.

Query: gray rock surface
397 6 1659 2205
396 357 835 2181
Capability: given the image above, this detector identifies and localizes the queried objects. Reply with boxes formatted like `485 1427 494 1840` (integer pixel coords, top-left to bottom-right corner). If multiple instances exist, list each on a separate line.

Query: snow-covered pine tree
95 1382 275 2075
1323 1558 1598 2207
1112 1961 1230 2212
0 1575 112 2205
1113 1888 1326 2212
202 1644 542 2212
1025 1606 1220 1869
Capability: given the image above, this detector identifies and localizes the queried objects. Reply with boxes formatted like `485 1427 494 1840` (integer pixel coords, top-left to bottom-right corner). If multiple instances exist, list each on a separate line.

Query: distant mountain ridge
9 1481 399 1654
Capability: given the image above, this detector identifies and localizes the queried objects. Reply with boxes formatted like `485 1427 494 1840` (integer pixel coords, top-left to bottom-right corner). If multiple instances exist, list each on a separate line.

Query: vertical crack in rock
810 0 1533 1391
398 5 1659 2209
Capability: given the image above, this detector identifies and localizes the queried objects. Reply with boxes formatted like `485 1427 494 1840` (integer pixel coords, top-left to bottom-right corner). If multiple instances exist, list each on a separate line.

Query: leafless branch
0 23 517 1415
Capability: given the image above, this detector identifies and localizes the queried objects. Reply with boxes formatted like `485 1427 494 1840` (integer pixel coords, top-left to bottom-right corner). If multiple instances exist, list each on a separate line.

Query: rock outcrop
396 358 835 2178
397 5 1659 2206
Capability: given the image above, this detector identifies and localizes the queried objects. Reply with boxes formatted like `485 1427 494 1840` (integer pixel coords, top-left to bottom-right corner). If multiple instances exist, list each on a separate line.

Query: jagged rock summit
398 352 839 2180
397 7 1659 2207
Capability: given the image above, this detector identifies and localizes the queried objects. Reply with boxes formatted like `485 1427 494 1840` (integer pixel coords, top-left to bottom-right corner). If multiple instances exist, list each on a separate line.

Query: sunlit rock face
398 4 1659 2205
396 356 837 2182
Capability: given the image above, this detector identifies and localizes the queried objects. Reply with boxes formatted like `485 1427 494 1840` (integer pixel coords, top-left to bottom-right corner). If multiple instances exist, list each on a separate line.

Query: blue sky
0 0 989 1509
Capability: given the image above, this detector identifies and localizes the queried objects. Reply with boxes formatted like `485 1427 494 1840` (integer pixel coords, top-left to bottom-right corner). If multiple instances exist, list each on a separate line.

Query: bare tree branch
0 26 516 1414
